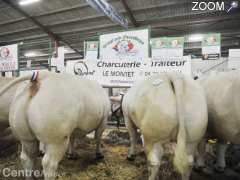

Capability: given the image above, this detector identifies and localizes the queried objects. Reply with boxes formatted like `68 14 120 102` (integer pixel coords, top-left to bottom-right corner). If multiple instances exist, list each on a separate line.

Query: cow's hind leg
125 116 138 161
145 141 163 180
95 119 106 160
67 132 79 160
195 139 206 170
181 142 198 180
215 141 228 173
20 140 39 180
42 139 69 180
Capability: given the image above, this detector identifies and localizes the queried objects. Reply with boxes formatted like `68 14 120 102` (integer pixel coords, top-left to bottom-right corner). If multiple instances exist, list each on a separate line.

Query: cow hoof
96 153 104 160
214 165 225 173
38 151 44 157
127 154 136 161
234 165 240 173
67 153 79 160
193 166 205 173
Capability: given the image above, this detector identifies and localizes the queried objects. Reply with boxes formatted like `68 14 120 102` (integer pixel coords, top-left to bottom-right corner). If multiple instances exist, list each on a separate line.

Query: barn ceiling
0 0 239 69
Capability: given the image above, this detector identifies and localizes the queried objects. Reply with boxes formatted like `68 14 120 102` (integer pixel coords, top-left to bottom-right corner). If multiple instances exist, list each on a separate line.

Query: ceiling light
188 34 203 42
19 0 41 6
24 52 37 57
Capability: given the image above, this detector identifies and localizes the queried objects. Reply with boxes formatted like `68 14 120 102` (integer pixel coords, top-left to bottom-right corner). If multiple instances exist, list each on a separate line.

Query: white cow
198 71 240 171
0 77 18 150
0 77 17 128
0 76 78 156
122 73 208 180
0 72 111 180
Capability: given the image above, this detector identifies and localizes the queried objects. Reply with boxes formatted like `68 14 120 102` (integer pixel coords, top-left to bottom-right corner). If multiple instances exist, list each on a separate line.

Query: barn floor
0 130 240 180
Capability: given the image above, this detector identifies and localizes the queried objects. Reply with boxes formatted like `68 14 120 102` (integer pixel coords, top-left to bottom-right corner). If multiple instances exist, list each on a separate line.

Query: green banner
151 37 184 49
151 37 168 48
85 41 99 51
202 33 221 47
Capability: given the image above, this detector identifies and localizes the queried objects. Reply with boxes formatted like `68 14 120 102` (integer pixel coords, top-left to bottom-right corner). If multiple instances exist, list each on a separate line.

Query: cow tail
169 74 189 175
0 71 43 98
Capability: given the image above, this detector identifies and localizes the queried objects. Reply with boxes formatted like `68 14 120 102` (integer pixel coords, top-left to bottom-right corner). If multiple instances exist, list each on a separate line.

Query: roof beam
1 12 240 45
146 14 240 28
0 5 234 37
120 0 138 27
2 0 58 40
0 2 188 27
0 0 118 26
1 0 81 55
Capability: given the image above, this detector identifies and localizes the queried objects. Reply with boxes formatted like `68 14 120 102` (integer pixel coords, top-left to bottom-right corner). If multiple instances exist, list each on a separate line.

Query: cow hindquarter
184 80 208 144
9 82 36 141
206 75 240 143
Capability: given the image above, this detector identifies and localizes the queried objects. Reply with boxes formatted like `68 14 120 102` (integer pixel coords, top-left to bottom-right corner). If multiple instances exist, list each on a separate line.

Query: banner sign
229 49 240 58
99 29 149 60
87 0 128 28
151 37 184 58
51 47 65 72
191 58 228 77
66 57 191 87
0 44 18 72
202 33 221 60
84 41 99 60
228 49 240 69
146 56 191 77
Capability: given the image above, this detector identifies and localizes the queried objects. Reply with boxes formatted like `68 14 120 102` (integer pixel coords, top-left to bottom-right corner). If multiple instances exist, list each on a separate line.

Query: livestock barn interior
0 0 240 180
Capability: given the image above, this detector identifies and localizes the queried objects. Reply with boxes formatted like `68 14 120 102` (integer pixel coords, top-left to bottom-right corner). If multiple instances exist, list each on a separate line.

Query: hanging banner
66 57 191 87
51 47 65 72
66 59 142 86
86 0 128 28
84 41 99 60
0 44 18 72
229 49 240 58
191 58 228 77
202 33 221 60
228 49 240 70
151 37 184 58
99 29 149 60
145 56 191 77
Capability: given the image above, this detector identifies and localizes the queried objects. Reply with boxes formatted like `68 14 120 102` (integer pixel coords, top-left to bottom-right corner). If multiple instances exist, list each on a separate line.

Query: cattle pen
1 0 240 180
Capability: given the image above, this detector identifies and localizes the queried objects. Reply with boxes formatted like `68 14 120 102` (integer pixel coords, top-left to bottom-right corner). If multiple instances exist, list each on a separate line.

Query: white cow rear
199 71 240 171
122 73 208 180
1 72 110 180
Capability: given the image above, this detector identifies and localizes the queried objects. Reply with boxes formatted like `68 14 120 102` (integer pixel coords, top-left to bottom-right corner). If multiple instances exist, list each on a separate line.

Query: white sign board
228 49 240 69
229 49 240 58
99 29 149 60
0 44 18 72
66 57 191 87
146 57 191 77
191 58 228 77
51 47 65 72
228 59 240 70
84 41 99 60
